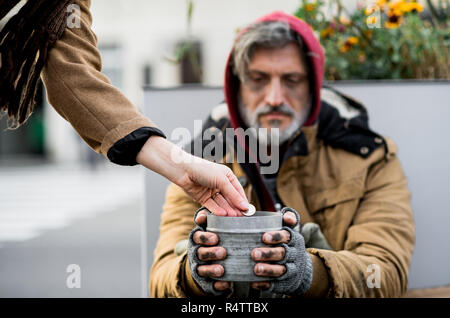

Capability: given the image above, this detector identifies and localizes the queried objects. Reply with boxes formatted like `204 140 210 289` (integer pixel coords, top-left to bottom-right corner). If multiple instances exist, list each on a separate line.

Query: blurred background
0 0 449 297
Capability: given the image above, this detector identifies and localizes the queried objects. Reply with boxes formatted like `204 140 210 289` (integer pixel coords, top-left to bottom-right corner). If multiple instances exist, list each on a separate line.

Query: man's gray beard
238 100 312 146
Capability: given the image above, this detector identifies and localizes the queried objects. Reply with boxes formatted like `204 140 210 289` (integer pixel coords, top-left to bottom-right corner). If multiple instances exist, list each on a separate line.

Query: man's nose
265 78 284 107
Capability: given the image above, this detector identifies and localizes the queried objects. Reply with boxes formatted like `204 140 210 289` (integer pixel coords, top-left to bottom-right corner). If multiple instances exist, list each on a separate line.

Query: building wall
89 0 303 107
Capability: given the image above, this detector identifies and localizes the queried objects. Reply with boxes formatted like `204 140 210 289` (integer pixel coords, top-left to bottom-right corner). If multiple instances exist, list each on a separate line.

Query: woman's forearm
136 135 190 186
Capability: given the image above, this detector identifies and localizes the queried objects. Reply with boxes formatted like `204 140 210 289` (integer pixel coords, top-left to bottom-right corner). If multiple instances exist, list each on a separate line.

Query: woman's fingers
217 168 249 212
211 192 241 217
175 155 249 216
203 197 227 216
201 188 245 216
137 139 249 216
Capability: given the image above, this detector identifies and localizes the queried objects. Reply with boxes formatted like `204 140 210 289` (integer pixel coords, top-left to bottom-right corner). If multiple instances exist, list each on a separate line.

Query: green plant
165 0 203 83
294 0 450 80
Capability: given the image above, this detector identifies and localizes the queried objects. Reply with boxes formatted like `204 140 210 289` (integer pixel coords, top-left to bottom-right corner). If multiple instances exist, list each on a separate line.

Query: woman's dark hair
0 0 72 128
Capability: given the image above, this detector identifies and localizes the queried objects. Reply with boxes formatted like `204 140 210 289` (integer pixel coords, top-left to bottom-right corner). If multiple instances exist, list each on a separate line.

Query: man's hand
250 208 313 295
250 211 297 290
187 209 231 294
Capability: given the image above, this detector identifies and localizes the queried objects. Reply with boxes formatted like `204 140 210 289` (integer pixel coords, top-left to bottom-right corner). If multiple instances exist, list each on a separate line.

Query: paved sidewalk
0 161 145 297
0 201 142 297
0 161 143 244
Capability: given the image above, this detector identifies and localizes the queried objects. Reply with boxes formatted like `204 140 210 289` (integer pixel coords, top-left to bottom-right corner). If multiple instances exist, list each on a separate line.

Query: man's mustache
254 104 295 118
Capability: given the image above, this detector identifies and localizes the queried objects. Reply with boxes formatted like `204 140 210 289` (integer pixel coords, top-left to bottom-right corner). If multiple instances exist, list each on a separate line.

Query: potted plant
166 0 203 84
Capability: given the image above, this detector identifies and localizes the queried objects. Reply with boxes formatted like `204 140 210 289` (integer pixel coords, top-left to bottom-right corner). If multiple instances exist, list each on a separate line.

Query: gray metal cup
206 211 282 282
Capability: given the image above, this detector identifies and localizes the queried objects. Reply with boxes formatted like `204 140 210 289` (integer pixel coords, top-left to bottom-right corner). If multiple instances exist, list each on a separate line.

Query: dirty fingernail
199 234 209 244
254 250 262 259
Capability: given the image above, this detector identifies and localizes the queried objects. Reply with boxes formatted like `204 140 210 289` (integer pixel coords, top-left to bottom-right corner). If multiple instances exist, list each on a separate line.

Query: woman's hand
136 136 249 216
175 155 249 216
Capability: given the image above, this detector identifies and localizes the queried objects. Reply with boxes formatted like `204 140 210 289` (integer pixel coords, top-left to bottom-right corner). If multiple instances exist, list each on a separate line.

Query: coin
242 204 256 217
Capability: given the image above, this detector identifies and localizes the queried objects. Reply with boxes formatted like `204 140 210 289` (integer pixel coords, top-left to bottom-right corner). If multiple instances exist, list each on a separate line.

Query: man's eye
285 76 302 84
250 76 264 83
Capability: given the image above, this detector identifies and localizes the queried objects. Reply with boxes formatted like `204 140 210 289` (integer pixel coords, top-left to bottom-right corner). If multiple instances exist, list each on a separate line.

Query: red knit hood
224 11 325 131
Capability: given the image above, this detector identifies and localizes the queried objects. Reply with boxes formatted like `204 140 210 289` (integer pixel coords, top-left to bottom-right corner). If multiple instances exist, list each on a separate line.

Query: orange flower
403 2 424 13
385 10 403 28
320 27 334 39
384 1 407 28
339 45 349 53
347 36 359 45
305 3 317 12
339 36 359 53
385 20 402 28
376 0 388 8
387 0 422 16
388 1 405 16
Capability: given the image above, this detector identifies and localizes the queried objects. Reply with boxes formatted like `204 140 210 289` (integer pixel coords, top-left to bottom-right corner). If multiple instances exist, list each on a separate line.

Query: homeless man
149 11 415 298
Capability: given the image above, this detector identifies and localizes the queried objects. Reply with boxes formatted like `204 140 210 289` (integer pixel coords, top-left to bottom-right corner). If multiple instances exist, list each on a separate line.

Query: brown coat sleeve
308 139 415 297
40 0 158 156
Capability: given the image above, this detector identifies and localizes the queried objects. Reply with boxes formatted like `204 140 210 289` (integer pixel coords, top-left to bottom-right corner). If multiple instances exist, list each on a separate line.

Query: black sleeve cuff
107 126 166 166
